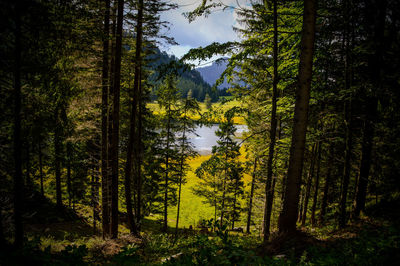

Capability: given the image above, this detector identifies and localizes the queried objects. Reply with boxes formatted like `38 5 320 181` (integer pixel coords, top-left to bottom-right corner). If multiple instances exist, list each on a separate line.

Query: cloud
160 1 245 47
159 0 251 64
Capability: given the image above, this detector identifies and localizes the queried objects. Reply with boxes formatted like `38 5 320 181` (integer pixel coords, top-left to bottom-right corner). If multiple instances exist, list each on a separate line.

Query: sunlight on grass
167 155 214 228
147 100 246 125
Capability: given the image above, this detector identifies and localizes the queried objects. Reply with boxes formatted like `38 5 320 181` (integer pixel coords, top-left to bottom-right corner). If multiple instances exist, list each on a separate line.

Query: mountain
147 48 230 102
196 59 230 89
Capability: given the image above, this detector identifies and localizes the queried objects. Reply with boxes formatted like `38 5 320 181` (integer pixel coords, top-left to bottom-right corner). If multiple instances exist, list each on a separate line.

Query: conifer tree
195 109 243 228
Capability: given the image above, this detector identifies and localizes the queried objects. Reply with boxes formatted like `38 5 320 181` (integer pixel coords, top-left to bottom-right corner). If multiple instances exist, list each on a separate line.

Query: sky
160 0 248 65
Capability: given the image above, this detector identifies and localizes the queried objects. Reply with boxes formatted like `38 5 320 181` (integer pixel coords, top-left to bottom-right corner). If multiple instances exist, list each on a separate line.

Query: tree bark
136 71 143 231
246 157 257 234
106 0 117 237
54 107 63 209
0 204 4 248
301 143 317 226
124 0 143 236
25 141 31 186
110 0 124 239
163 105 172 233
278 0 317 233
92 169 99 235
319 144 333 225
38 141 44 196
101 0 111 239
310 142 321 226
338 0 354 228
67 143 72 208
220 142 229 227
13 1 23 247
262 0 279 242
354 0 387 218
175 102 189 239
298 186 304 223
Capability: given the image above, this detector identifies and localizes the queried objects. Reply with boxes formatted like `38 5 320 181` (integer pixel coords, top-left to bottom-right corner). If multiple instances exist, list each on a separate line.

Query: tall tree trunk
175 104 188 239
298 186 304 222
106 0 117 237
13 2 23 247
262 0 279 242
338 0 353 228
92 169 99 234
279 0 316 233
246 157 257 234
124 0 143 236
220 145 229 227
54 108 63 209
264 119 281 240
339 101 352 228
136 71 143 231
25 141 31 186
110 0 124 239
231 176 239 230
301 143 317 226
38 141 44 196
319 144 333 225
101 0 111 239
281 160 288 202
0 204 4 248
163 106 171 233
354 0 387 218
278 0 317 233
66 142 72 208
311 142 322 226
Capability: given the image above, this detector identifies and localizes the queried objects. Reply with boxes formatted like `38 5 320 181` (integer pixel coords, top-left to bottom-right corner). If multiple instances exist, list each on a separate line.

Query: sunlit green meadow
147 100 246 125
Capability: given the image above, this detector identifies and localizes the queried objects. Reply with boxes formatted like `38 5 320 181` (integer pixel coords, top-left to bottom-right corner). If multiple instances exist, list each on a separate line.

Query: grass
147 100 246 125
165 145 251 229
166 155 214 228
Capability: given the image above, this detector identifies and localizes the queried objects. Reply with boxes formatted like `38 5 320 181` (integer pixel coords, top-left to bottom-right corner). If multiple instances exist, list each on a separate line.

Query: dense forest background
1 0 400 265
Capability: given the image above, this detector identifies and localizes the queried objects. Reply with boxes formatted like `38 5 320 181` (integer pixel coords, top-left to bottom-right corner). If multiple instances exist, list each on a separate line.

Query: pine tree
195 109 243 228
204 93 212 109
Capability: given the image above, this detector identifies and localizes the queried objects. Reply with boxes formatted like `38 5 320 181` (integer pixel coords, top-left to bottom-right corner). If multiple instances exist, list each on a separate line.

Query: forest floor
1 187 399 265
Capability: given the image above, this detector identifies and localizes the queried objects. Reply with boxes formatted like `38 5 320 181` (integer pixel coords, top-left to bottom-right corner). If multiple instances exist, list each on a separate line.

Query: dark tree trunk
67 144 72 208
106 0 117 237
338 0 354 228
246 157 257 234
220 146 229 227
278 0 316 234
13 2 23 247
54 108 63 209
175 103 189 239
110 0 124 239
281 160 288 202
298 186 304 223
136 71 143 231
262 0 279 242
354 0 387 218
301 143 317 226
25 141 31 186
124 0 143 236
92 170 99 235
163 106 171 233
264 120 281 239
101 0 111 239
0 204 4 248
133 0 144 232
232 178 238 230
319 144 333 225
311 142 322 226
38 141 44 196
